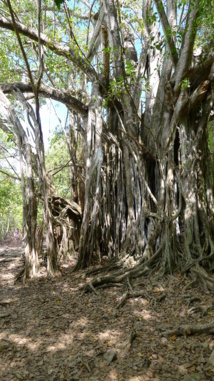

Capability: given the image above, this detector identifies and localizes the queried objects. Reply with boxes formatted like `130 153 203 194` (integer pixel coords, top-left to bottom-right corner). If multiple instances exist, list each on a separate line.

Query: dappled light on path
0 240 214 380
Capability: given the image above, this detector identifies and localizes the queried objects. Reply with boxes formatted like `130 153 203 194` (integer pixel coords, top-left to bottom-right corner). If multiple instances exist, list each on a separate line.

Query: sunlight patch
133 309 152 320
72 316 89 328
6 333 41 351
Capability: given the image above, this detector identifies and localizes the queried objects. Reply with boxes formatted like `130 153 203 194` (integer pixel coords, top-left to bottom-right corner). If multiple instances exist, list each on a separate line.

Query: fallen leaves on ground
0 240 213 380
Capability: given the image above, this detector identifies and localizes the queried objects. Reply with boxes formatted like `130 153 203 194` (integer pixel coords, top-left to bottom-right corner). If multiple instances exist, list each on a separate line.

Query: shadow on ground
0 239 213 381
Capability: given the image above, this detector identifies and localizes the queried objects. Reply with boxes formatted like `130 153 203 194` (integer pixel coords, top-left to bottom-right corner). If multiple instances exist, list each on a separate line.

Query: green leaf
54 0 64 10
102 47 111 53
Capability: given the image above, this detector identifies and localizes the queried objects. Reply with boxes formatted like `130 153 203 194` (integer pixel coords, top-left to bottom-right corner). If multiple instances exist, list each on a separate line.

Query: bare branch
0 168 20 181
0 82 88 116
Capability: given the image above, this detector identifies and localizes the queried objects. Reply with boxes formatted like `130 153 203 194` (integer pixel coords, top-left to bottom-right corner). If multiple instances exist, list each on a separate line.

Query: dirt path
0 240 214 381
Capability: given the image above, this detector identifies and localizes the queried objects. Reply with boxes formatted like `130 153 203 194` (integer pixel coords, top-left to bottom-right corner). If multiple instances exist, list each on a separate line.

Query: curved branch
0 14 97 81
0 82 88 116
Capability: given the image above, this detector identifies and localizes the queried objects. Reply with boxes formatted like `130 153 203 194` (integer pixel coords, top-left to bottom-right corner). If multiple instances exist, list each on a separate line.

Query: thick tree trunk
73 2 214 279
1 0 214 288
75 82 103 269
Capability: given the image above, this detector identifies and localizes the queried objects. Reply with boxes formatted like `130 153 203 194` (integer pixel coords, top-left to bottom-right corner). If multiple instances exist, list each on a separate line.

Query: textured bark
0 0 214 284
0 90 39 279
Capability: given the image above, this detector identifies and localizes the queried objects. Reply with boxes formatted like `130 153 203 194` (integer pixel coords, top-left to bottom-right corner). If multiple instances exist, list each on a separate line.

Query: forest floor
0 240 214 381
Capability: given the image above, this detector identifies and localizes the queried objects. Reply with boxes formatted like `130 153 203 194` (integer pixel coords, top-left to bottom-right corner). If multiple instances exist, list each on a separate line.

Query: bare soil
0 239 214 381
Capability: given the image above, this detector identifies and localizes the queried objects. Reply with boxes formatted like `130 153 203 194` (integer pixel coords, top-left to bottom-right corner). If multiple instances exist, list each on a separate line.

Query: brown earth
0 238 214 381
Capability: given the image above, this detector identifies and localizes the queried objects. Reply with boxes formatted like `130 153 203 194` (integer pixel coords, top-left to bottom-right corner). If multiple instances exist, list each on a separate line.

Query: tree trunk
72 0 214 279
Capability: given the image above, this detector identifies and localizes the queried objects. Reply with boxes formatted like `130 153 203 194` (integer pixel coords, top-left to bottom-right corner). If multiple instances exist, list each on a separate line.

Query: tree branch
0 82 88 116
174 0 200 92
0 14 97 81
154 0 178 66
0 168 20 181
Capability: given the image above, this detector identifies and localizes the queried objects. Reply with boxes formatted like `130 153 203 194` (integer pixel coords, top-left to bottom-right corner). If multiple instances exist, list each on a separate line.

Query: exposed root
182 264 214 292
185 296 214 317
96 283 123 289
85 262 122 277
188 304 213 317
79 248 162 311
116 290 147 309
161 320 214 336
192 267 214 291
125 328 137 349
127 277 133 291
128 329 137 347
154 293 167 306
187 296 202 306
14 267 25 284
84 282 100 295
80 353 91 373
116 291 129 309
183 277 198 291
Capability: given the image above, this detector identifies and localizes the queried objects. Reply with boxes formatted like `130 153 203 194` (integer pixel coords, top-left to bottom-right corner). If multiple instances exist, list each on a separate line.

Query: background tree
0 129 22 238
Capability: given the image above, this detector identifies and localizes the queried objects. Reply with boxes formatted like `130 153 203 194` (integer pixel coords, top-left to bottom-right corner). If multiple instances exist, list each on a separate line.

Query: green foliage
54 0 64 10
125 61 135 78
0 176 23 237
0 131 23 237
181 78 190 91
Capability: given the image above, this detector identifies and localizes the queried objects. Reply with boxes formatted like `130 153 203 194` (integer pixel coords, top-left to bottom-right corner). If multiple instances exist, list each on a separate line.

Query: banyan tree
0 0 214 288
